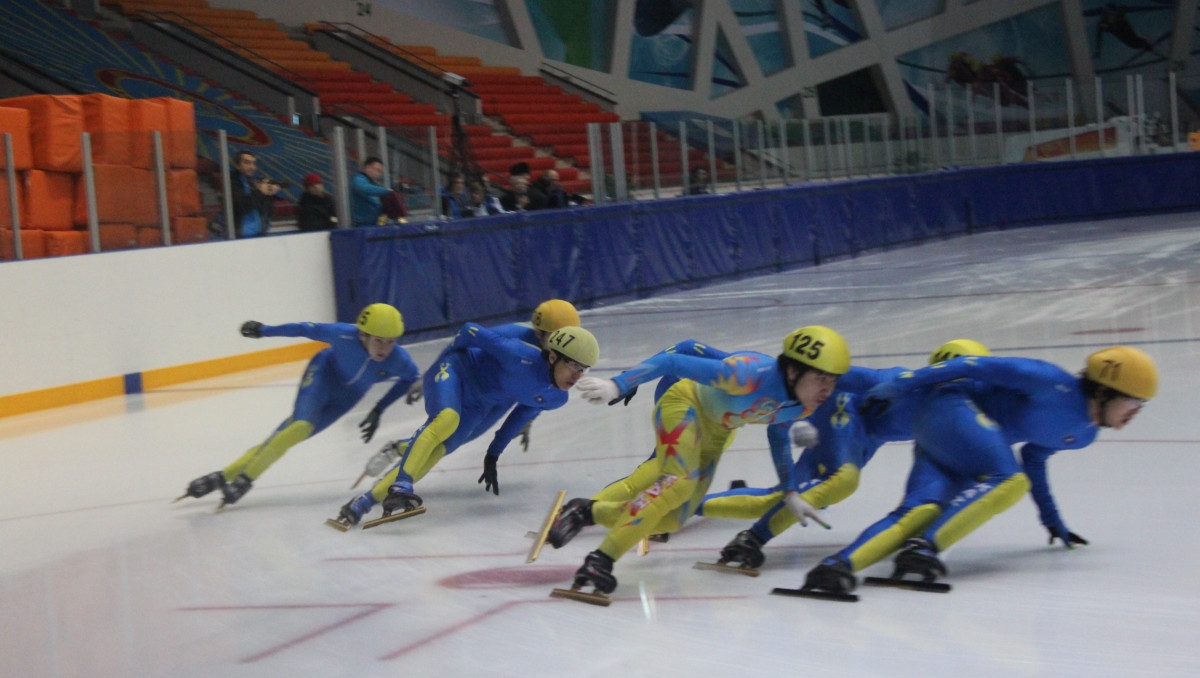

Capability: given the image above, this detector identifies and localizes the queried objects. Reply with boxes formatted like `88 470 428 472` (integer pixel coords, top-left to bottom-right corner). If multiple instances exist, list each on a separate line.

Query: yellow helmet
930 339 991 364
356 303 404 338
781 326 850 375
546 326 599 366
531 299 580 332
1085 346 1157 400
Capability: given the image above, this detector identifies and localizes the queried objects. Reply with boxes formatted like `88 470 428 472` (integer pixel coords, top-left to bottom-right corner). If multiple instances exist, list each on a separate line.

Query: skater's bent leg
842 503 942 572
224 419 315 480
696 488 782 519
593 455 663 503
595 473 697 559
926 472 1030 551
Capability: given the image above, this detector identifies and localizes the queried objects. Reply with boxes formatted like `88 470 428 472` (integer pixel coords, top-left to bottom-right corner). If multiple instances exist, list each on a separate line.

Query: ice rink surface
2 213 1198 677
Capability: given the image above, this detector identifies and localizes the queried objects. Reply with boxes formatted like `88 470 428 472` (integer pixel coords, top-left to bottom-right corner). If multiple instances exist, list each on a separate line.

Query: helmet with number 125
782 326 850 375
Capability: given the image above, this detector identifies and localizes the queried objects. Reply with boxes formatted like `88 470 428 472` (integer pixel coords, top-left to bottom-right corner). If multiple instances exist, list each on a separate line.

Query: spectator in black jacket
297 173 336 231
229 150 279 237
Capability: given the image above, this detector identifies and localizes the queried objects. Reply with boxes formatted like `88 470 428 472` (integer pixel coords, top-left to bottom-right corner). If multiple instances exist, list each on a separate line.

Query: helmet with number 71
930 339 990 365
781 326 850 375
1085 346 1157 400
546 326 599 367
356 303 404 338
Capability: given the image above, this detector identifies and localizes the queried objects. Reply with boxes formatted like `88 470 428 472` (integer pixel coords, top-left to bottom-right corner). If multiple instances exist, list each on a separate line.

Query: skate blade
324 518 353 532
693 561 761 578
171 494 188 503
550 587 612 607
361 506 426 530
526 490 566 563
214 502 228 514
863 576 951 593
636 537 650 556
350 471 368 489
771 587 859 603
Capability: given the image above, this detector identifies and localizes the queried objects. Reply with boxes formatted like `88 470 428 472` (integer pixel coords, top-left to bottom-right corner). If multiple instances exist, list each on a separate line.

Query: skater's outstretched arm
1020 443 1087 548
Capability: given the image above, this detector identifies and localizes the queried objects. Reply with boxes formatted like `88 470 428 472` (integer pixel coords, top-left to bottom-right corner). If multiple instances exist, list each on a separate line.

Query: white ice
2 214 1198 678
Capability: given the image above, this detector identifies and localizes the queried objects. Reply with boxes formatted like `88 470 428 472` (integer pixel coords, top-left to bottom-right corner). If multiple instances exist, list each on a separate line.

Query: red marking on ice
178 602 392 662
438 564 578 589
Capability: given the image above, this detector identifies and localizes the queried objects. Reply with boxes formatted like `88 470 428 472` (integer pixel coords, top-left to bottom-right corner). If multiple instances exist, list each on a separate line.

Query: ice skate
174 471 225 502
215 473 252 511
772 558 859 602
864 538 951 593
361 482 425 529
546 498 594 548
325 494 376 532
551 550 617 606
694 530 764 577
526 491 566 563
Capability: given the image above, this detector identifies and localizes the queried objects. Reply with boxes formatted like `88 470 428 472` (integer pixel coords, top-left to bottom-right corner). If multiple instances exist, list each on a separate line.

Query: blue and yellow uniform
825 355 1098 574
696 364 911 546
221 321 420 482
347 322 573 516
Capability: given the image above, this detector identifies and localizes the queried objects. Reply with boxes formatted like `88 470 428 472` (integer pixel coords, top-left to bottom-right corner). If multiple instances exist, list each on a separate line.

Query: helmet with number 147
545 325 599 390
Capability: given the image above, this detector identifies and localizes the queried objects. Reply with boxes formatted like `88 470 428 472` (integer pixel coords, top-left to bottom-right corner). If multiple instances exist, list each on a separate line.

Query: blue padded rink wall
2 220 1199 674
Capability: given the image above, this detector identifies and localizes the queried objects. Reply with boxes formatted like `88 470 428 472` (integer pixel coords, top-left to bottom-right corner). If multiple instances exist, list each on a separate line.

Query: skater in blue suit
178 303 420 508
328 323 600 529
802 345 1158 595
696 340 991 570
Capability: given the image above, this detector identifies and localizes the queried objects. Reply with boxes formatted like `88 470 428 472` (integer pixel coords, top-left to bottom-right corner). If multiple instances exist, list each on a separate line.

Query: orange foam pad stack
170 215 209 243
23 170 75 230
81 93 133 166
151 96 196 169
128 98 169 169
74 164 157 226
98 223 139 251
0 228 46 260
137 215 208 247
0 95 84 172
44 229 89 257
0 174 25 228
0 107 34 170
167 169 200 216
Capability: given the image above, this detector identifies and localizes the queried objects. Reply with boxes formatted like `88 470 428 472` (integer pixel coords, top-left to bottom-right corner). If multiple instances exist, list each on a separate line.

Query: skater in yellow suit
547 326 851 596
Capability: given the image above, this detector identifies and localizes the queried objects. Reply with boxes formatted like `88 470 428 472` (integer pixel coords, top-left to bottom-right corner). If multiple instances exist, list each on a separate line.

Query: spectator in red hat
297 172 336 232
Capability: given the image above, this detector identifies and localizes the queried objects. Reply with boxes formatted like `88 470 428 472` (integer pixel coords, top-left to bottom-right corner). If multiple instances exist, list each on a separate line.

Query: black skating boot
719 530 766 569
340 494 376 526
220 473 253 506
892 538 947 582
381 481 423 515
803 558 857 594
182 471 225 499
547 498 594 548
573 550 618 594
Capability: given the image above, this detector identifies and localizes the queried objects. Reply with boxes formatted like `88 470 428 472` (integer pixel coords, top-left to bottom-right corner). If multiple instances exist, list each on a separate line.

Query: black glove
404 381 423 405
608 384 638 406
478 454 499 495
358 407 382 443
240 321 263 338
860 396 890 419
1047 525 1089 549
519 422 532 452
